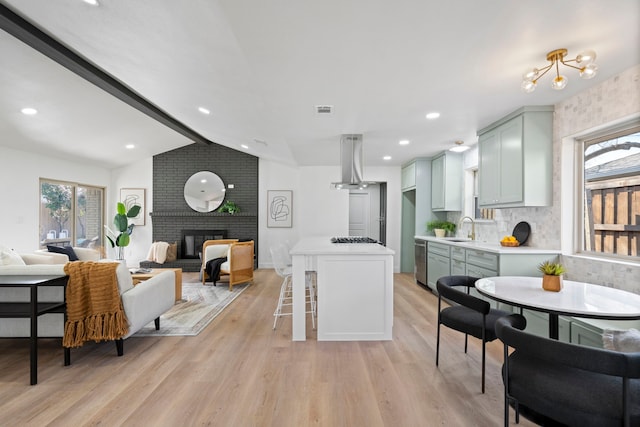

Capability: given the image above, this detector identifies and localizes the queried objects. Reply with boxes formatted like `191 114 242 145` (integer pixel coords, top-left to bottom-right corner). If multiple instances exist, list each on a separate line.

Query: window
472 169 495 220
579 125 640 258
40 179 105 250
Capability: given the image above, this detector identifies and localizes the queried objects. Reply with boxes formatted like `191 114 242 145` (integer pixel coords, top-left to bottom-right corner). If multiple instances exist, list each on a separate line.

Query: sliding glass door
40 179 104 250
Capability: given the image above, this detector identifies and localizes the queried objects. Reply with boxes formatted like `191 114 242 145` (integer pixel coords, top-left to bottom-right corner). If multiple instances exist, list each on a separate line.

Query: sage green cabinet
401 161 416 191
431 152 462 211
427 242 450 290
478 106 553 208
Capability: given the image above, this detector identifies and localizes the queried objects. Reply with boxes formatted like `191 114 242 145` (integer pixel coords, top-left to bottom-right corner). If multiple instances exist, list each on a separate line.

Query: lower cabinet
427 253 450 290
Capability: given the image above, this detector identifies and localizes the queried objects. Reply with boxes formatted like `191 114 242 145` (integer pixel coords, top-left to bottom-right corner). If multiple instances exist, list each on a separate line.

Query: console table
0 275 69 385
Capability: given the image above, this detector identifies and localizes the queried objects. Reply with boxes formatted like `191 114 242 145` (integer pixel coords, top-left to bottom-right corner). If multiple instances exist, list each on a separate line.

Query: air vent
315 105 333 114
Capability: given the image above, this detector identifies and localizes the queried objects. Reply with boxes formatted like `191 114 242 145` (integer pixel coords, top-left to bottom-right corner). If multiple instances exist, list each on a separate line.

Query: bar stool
270 243 316 330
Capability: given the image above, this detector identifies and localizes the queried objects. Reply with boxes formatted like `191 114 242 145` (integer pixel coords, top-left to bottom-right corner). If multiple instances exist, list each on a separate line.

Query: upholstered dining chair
436 275 510 393
496 314 640 427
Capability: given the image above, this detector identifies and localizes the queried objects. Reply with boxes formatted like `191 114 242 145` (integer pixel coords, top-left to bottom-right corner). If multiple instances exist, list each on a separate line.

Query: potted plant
538 260 566 292
218 200 240 214
105 202 141 261
426 220 456 238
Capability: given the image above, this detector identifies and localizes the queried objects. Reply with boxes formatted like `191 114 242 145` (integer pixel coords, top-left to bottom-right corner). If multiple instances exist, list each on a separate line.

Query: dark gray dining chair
436 275 510 393
496 314 640 427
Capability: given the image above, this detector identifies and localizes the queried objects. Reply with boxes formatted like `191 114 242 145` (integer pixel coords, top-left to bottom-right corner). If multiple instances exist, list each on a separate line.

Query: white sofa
0 248 175 355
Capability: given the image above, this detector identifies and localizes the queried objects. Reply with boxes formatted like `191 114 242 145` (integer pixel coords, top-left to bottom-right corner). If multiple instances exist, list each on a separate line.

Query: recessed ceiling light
21 107 38 115
241 144 249 149
125 144 135 149
398 140 410 146
82 0 99 5
383 155 392 160
426 112 440 120
198 107 210 115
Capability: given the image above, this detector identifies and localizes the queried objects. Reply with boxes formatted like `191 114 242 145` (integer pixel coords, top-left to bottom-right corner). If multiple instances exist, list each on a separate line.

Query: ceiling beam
0 3 213 145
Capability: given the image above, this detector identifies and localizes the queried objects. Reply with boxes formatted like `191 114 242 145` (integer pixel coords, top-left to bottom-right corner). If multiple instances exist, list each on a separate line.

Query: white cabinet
478 106 553 208
431 151 462 211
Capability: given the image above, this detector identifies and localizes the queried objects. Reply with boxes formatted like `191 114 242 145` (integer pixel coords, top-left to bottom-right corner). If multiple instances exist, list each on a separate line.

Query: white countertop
415 235 560 255
291 237 395 256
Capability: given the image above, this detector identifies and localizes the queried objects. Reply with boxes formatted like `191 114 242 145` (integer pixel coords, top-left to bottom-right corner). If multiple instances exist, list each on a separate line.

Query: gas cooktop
330 237 379 244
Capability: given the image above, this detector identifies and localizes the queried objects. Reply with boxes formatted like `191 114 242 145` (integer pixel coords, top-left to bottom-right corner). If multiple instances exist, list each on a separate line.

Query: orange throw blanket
63 261 129 348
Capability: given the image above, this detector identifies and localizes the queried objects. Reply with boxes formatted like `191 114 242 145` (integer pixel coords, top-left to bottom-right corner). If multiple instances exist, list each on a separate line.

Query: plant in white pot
105 202 141 261
426 220 456 238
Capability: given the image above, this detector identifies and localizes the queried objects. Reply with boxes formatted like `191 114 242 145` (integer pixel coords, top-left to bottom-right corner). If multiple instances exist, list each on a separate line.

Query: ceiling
1 0 638 170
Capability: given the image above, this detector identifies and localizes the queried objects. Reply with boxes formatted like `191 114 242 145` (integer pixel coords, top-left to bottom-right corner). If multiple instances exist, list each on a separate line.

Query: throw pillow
47 245 79 261
166 242 178 262
0 245 26 266
603 328 640 353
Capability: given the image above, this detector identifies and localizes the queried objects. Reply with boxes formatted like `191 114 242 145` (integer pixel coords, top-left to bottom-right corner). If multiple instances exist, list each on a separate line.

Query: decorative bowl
500 241 520 247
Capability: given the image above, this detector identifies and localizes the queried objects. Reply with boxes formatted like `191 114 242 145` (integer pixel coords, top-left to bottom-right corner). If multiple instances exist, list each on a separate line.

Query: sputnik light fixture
521 48 598 93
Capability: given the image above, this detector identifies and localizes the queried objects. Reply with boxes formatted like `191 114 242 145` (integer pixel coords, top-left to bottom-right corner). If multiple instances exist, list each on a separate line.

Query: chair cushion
204 244 229 261
47 245 79 261
506 351 640 426
440 306 509 341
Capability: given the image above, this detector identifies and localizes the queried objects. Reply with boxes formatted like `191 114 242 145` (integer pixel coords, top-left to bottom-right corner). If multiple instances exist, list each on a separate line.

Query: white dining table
475 276 640 339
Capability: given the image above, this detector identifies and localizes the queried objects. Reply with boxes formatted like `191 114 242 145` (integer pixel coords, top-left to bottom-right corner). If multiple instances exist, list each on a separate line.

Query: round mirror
184 171 226 212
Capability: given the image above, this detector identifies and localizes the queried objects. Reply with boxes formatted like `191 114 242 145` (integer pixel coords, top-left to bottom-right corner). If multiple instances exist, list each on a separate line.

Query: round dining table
475 276 640 339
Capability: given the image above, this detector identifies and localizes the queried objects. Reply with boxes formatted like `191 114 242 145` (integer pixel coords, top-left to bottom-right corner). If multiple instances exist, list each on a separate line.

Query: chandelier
521 48 598 93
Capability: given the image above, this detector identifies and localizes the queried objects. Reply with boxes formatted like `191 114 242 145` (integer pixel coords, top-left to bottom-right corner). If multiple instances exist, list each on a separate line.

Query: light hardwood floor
0 270 536 426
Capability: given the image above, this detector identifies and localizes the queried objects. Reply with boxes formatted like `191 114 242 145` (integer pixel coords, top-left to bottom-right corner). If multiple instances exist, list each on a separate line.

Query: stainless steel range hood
332 134 370 189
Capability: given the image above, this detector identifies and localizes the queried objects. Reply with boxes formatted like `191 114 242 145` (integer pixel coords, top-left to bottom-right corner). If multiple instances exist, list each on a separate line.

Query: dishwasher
414 239 427 286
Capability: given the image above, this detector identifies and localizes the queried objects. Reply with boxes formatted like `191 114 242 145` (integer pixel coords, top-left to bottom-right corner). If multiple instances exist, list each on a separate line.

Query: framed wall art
120 188 146 226
267 190 292 228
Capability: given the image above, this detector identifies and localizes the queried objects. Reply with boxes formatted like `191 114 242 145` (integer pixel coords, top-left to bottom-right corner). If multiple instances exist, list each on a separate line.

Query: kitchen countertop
291 237 395 256
414 235 560 255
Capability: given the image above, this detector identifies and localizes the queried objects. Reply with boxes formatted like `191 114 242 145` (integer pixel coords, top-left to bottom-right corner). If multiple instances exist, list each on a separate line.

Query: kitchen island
290 237 395 341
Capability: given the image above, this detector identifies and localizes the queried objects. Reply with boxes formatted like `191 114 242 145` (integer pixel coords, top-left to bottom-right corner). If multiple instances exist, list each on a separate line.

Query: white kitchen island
290 237 395 341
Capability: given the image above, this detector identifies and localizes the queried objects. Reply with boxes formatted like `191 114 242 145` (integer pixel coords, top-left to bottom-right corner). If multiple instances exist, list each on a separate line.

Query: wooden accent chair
201 239 254 291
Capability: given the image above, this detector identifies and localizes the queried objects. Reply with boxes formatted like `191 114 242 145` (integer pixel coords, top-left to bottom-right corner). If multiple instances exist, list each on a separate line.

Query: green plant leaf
114 213 128 232
116 233 130 247
127 205 141 218
117 202 126 216
105 236 115 248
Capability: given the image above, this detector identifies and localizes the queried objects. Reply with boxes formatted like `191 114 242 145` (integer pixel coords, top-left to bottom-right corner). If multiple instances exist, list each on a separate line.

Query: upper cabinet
478 106 553 208
431 151 462 211
401 161 417 191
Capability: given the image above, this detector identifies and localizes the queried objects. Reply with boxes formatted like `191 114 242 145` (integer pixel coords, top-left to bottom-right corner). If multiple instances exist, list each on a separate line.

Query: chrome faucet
459 216 476 240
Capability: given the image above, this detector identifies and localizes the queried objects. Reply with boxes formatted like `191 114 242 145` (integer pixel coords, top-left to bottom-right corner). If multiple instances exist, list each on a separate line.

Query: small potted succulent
426 220 456 238
538 260 566 292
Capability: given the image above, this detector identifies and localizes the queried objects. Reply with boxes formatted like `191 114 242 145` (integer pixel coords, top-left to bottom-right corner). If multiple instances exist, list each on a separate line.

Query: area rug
135 281 250 336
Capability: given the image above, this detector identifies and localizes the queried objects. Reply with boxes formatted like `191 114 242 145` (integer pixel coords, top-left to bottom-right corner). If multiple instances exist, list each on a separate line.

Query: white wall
110 158 153 266
258 160 402 272
0 146 111 253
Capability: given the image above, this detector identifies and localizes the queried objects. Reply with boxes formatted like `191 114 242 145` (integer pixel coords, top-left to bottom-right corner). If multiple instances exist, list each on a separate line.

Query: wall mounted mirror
184 171 226 212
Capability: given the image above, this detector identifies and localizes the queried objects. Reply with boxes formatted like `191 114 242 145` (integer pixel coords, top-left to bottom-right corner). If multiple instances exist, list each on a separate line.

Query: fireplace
181 229 227 259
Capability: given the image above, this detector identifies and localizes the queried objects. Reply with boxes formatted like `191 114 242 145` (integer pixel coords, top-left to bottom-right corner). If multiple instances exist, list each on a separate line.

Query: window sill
564 253 640 268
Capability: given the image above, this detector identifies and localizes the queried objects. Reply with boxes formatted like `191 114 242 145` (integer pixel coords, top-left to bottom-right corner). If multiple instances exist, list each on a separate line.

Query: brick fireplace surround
140 142 258 272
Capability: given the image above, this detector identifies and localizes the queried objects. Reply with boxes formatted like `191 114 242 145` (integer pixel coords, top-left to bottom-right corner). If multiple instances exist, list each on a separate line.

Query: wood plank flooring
0 271 536 426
